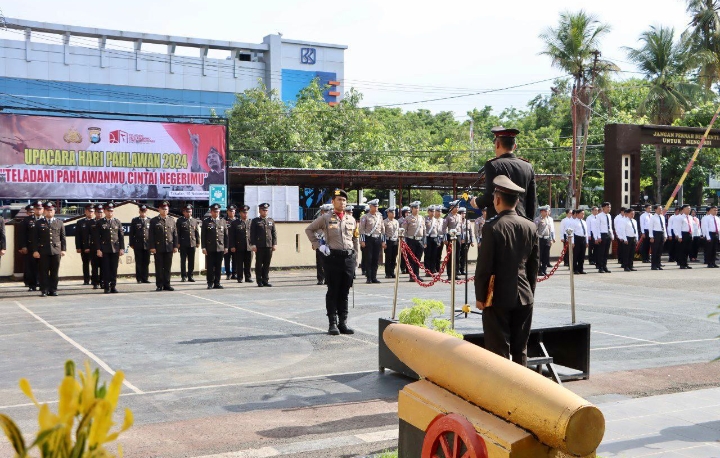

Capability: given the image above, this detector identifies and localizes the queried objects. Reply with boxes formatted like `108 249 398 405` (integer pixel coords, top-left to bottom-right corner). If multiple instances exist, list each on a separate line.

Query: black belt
330 249 355 257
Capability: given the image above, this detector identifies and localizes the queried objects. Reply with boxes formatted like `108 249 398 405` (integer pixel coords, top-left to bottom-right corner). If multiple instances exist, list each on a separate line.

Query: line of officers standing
533 203 720 276
13 200 280 296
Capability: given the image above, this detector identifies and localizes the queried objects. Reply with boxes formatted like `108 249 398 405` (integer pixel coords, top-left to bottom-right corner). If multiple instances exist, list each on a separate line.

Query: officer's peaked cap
493 175 525 195
491 126 520 137
259 203 270 210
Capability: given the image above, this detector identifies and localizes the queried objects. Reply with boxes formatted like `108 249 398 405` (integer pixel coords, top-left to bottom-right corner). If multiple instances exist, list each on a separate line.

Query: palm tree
684 0 720 91
624 26 708 202
540 11 617 206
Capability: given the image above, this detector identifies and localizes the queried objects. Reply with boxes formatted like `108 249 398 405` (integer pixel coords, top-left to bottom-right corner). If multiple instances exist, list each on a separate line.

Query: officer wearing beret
475 176 539 366
305 189 358 335
178 204 200 282
470 127 537 221
229 205 253 283
95 203 125 294
19 201 43 291
202 203 228 289
129 204 152 284
250 203 277 287
32 202 66 297
90 204 105 289
359 199 383 283
224 204 238 280
75 203 95 285
149 201 179 291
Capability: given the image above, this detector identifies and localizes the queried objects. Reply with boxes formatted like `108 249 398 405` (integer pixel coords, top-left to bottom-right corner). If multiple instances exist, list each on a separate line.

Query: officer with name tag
383 206 400 278
442 201 463 279
534 205 555 277
402 201 426 282
129 204 152 284
305 189 358 335
95 202 124 294
75 203 95 285
359 199 384 283
202 203 228 289
224 204 238 280
424 205 440 274
433 205 445 272
149 201 179 291
177 204 200 282
311 204 332 285
250 203 277 287
32 202 66 297
230 205 254 283
19 201 43 291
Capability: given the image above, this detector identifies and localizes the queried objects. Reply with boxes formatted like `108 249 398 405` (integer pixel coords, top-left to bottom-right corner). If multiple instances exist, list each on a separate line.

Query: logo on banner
300 47 316 65
63 128 83 144
88 127 102 144
109 130 155 144
209 184 227 210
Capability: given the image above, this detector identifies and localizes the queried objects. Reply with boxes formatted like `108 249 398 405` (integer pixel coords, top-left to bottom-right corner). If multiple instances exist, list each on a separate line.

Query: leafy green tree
683 0 720 90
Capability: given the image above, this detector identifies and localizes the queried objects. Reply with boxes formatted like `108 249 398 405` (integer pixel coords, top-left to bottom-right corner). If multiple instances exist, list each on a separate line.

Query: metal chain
536 242 568 283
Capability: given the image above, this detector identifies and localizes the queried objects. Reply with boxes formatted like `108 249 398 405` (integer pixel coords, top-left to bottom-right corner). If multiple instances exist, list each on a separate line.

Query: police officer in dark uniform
250 203 277 287
470 126 537 221
129 204 152 284
75 203 95 285
95 203 125 294
223 205 238 280
19 201 43 291
177 204 200 282
90 204 105 289
32 202 66 297
149 201 179 291
475 176 539 366
229 204 254 283
0 213 6 259
202 203 228 289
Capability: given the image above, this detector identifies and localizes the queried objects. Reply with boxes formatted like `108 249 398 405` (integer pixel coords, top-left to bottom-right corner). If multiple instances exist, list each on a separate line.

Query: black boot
338 315 355 335
328 315 340 336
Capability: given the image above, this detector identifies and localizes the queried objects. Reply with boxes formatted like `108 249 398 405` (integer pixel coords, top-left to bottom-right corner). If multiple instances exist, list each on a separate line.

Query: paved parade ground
1 261 719 457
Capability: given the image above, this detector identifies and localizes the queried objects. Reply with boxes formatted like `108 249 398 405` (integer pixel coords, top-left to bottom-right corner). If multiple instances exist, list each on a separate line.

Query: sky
1 0 694 120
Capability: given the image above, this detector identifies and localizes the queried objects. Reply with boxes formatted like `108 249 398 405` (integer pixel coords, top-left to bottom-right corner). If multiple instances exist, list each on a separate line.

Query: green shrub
398 298 463 338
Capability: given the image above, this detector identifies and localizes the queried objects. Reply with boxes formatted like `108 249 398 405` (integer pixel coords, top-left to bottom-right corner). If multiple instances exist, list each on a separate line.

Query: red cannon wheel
421 413 488 458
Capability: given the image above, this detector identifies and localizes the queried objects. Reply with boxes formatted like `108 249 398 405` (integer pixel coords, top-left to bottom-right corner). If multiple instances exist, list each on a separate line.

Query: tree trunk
576 118 591 206
655 145 663 204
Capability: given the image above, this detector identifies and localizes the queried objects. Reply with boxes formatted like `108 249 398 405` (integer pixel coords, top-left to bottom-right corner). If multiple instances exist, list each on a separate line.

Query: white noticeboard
709 175 720 189
244 186 300 221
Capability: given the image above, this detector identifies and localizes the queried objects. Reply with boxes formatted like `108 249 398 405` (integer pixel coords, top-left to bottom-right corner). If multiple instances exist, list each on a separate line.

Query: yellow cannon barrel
383 323 604 457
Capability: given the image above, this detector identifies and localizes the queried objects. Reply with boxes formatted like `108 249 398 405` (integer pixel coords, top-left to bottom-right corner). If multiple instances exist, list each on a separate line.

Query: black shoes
93 284 100 290
164 286 175 291
213 284 224 289
263 283 272 287
181 277 186 282
188 277 196 282
110 288 119 293
317 280 324 285
40 291 47 297
207 285 213 289
156 287 163 291
245 277 252 283
83 281 90 285
338 316 354 334
257 283 264 287
366 279 372 284
49 291 58 296
142 280 151 284
372 279 381 283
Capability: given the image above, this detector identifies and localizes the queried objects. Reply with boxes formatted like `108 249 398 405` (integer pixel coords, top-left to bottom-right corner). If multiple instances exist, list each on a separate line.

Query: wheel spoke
452 433 461 458
440 434 452 458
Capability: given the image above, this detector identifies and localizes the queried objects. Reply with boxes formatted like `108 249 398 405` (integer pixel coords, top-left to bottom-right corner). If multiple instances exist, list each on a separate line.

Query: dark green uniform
75 216 95 284
474 209 539 366
250 216 277 286
475 153 537 220
95 217 125 293
201 216 228 288
32 217 66 295
149 215 179 290
129 216 151 283
177 215 200 281
229 218 253 283
19 213 40 290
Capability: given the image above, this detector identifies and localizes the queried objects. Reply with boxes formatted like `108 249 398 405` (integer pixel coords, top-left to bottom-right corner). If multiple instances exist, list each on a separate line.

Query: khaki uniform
359 212 383 282
383 218 400 277
442 212 463 279
402 214 426 280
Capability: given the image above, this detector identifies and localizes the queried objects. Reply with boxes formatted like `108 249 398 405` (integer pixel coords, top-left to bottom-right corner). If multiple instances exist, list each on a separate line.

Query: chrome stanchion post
567 227 576 324
449 229 457 329
392 228 405 320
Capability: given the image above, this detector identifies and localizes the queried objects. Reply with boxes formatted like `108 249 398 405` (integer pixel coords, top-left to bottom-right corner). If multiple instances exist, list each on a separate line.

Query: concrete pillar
262 34 283 95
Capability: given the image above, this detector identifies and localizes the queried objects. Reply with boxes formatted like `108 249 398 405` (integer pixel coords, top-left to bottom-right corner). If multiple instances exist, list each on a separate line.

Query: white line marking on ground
180 292 377 346
14 301 144 394
592 330 660 344
592 337 720 351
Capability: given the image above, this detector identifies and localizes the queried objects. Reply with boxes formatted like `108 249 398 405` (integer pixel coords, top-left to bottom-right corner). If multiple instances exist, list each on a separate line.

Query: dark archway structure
604 123 720 210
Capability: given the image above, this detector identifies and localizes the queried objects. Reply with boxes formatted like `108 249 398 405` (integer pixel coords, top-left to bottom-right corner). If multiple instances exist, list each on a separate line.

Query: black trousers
255 247 273 284
676 233 691 266
206 251 223 286
641 230 651 261
325 251 354 318
624 237 636 269
668 234 676 262
102 252 119 289
234 250 252 280
39 254 60 293
651 232 665 268
154 251 173 288
588 236 596 264
180 246 196 279
316 249 326 282
364 237 382 280
458 243 470 274
134 248 150 282
224 251 235 277
482 301 534 367
617 239 625 267
406 239 424 279
691 236 702 260
445 241 456 279
424 238 438 273
597 234 611 270
573 236 587 273
705 233 718 266
384 240 398 277
562 236 569 265
80 251 92 283
24 252 39 287
434 239 443 273
539 238 551 274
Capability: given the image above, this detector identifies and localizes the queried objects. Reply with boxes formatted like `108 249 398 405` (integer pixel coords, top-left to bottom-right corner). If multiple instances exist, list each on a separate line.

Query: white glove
319 245 331 256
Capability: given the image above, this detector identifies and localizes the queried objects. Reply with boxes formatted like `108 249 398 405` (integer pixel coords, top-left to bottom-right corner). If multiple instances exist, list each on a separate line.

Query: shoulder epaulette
487 215 499 222
516 156 531 163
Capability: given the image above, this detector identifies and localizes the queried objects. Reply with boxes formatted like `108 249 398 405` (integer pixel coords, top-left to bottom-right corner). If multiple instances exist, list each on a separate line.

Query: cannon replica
384 324 605 458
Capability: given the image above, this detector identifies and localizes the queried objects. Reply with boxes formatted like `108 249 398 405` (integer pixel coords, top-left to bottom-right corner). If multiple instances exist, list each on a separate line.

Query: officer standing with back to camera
32 202 66 297
149 201 179 291
202 203 228 289
305 189 358 335
177 204 200 282
75 203 95 285
129 204 151 284
250 203 277 287
224 204 238 280
19 201 43 291
475 175 539 366
95 202 124 294
470 126 537 221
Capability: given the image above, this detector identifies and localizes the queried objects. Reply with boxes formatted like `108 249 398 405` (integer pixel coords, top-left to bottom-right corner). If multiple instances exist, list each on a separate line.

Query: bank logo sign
300 47 316 65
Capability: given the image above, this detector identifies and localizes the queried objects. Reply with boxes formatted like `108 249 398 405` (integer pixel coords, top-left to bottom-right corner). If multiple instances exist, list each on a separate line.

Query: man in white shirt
649 205 667 270
675 205 693 269
690 208 702 261
586 206 599 266
667 207 681 263
621 208 639 271
595 202 614 273
639 204 652 263
701 205 719 268
534 205 555 276
559 209 572 267
614 208 627 269
571 209 589 274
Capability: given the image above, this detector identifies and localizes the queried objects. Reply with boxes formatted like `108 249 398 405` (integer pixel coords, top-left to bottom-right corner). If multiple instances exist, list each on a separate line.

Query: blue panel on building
281 69 337 104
